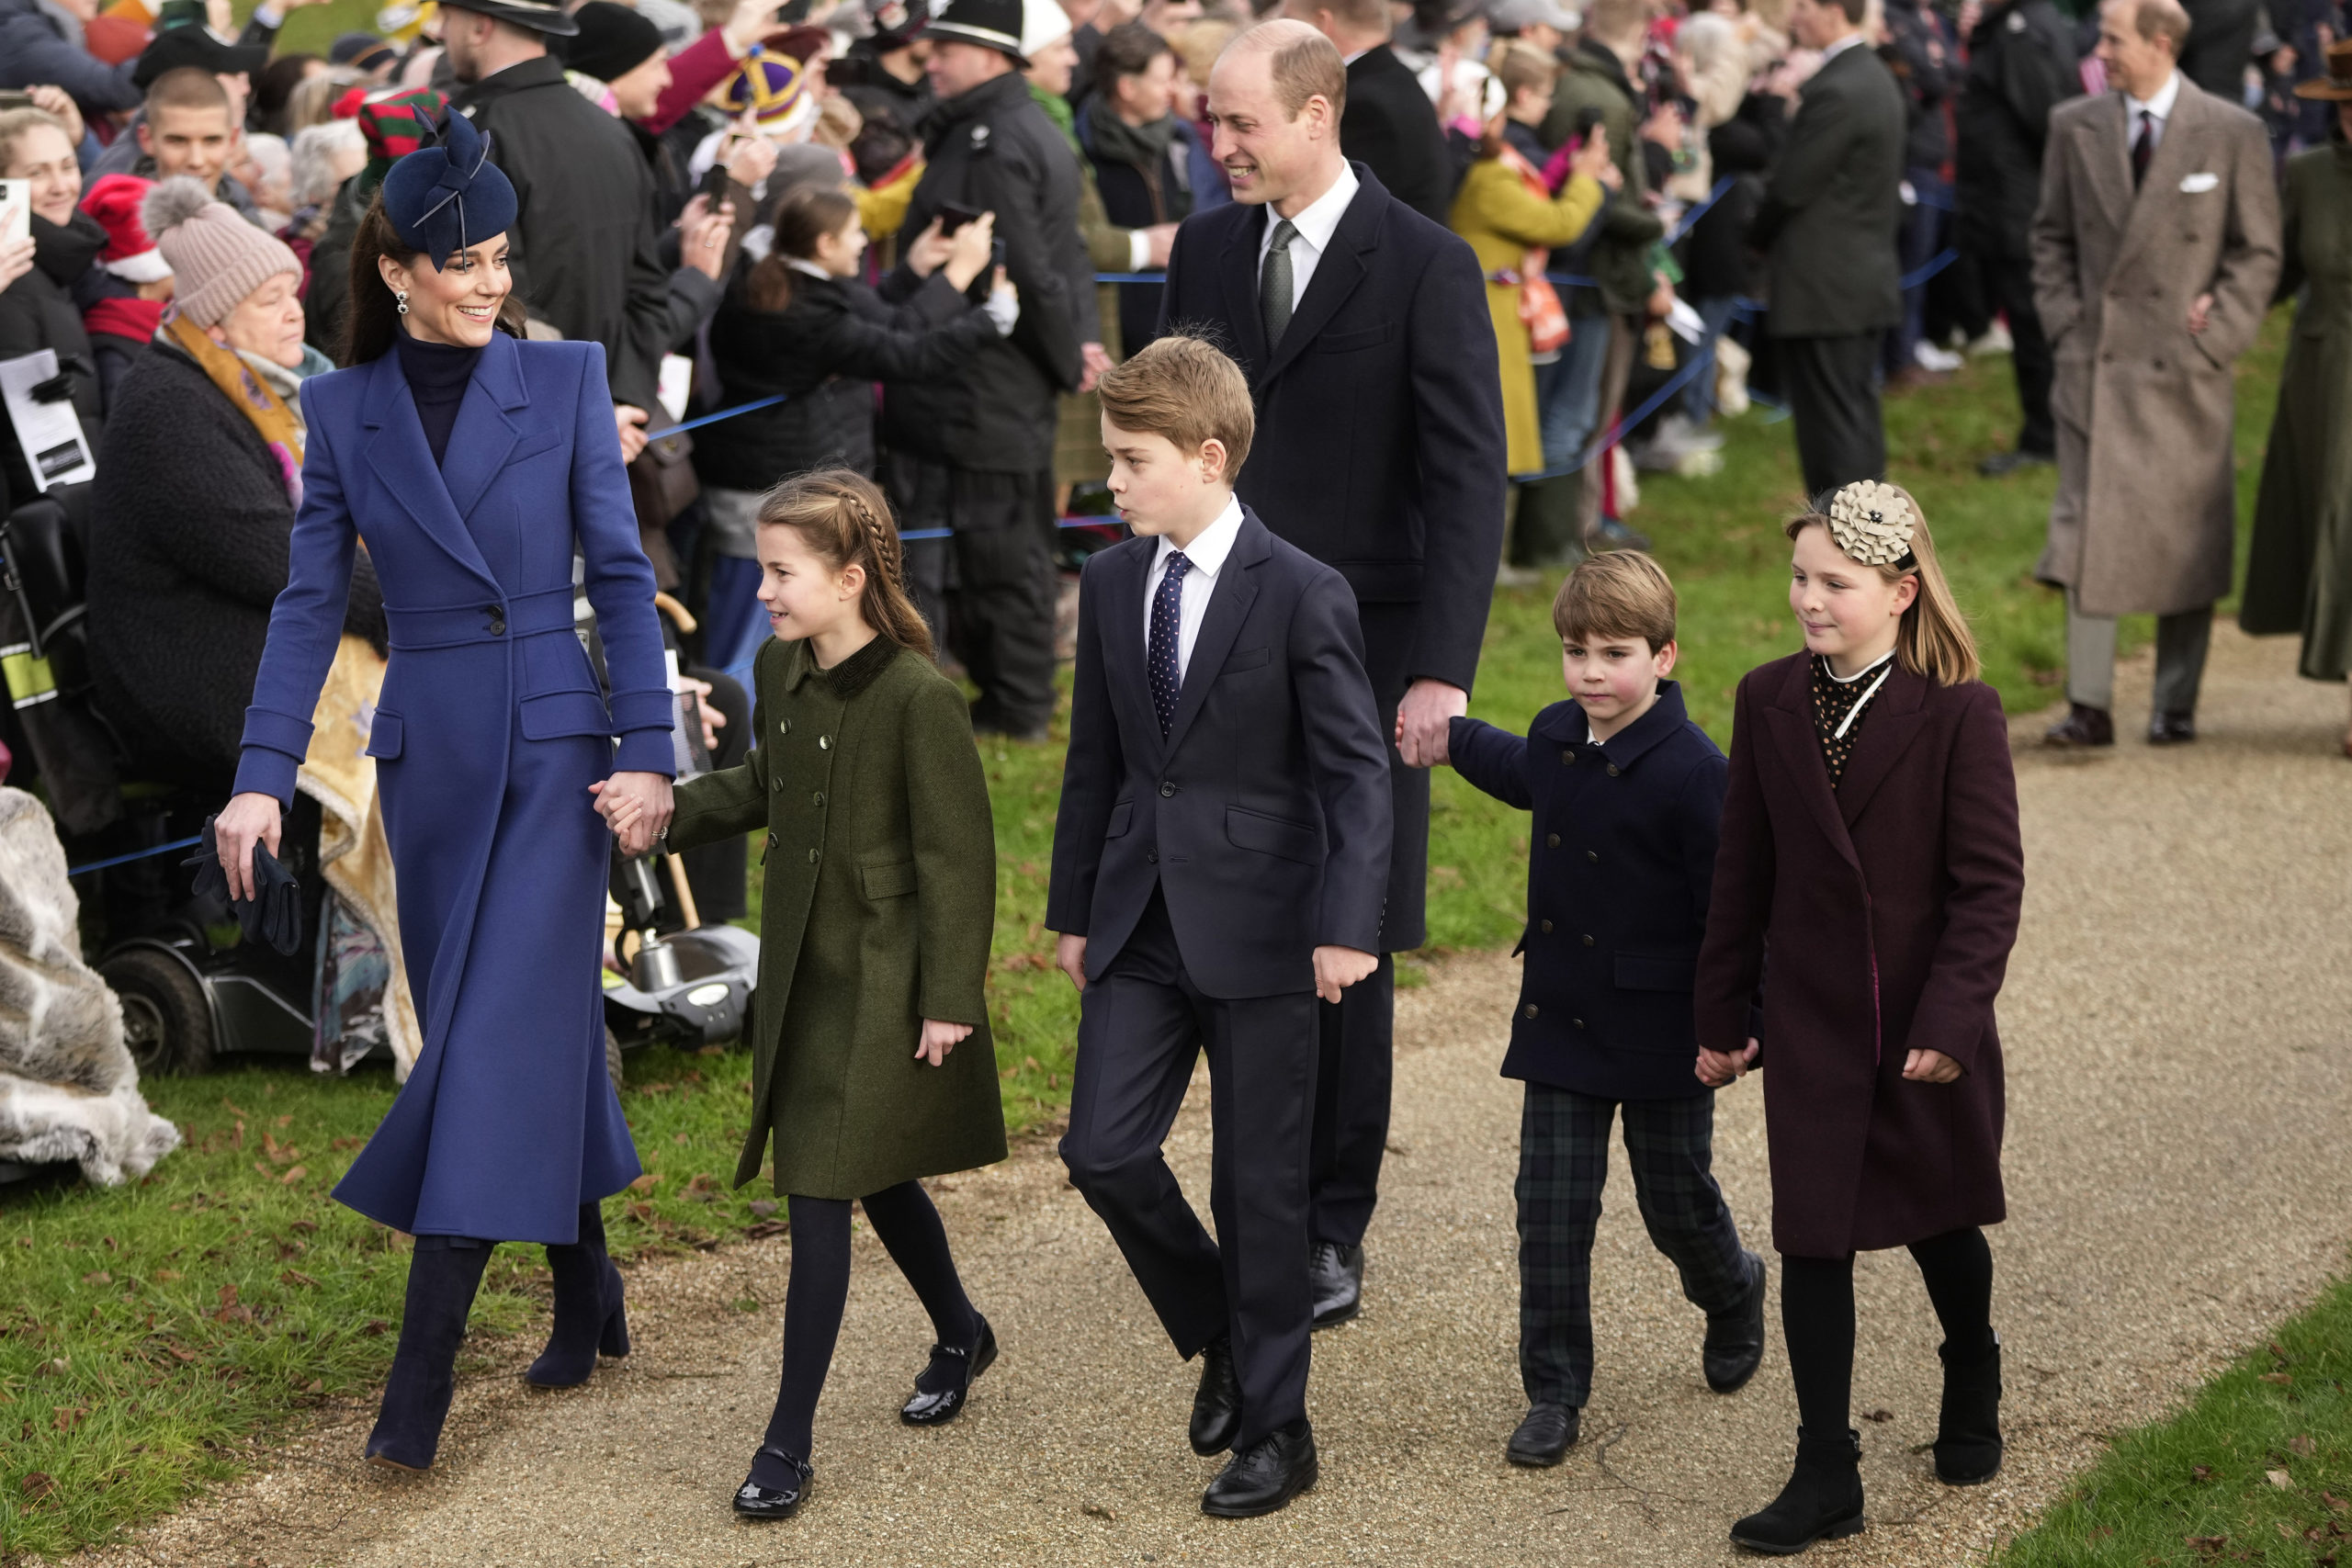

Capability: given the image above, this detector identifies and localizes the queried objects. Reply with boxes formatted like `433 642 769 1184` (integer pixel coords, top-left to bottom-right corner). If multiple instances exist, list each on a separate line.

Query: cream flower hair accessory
1827 481 1917 567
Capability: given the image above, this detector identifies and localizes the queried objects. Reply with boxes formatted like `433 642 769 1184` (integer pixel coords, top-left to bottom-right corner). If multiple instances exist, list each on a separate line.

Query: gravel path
74 626 2352 1568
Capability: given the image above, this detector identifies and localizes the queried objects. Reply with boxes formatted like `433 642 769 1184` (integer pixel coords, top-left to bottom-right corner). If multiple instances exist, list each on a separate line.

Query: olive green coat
2241 143 2352 682
668 636 1007 1198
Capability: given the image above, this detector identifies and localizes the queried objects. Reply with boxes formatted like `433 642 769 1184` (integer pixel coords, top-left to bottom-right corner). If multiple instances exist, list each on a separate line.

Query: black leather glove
187 815 304 956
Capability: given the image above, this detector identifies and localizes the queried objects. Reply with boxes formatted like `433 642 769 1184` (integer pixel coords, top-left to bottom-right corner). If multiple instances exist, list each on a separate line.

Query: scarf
1086 110 1193 223
162 310 308 505
1496 144 1569 355
84 296 164 344
1029 80 1080 152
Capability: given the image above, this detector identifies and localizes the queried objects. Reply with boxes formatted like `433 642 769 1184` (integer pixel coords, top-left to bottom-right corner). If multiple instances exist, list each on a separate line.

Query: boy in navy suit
1435 551 1765 1468
1048 333 1392 1519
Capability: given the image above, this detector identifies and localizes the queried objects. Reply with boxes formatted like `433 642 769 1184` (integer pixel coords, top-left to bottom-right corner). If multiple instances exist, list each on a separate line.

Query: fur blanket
0 788 181 1184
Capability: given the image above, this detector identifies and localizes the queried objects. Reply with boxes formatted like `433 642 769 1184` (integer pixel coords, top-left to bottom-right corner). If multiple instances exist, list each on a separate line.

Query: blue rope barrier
1902 247 1959 291
1505 303 1756 483
644 392 789 443
68 834 201 878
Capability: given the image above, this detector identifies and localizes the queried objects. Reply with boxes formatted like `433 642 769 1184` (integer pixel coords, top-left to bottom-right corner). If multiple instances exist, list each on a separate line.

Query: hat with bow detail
379 107 518 268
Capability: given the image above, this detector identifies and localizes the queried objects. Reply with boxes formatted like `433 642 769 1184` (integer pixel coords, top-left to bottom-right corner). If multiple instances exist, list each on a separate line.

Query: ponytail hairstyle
756 467 934 660
1784 482 1981 686
342 189 528 367
743 185 859 313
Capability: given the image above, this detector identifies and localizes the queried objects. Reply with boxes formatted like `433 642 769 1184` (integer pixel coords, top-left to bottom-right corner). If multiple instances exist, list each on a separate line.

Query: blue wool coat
1446 682 1727 1100
232 332 674 1244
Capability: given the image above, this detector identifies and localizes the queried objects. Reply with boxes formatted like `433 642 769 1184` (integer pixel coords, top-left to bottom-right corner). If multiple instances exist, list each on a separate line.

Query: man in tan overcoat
2030 0 2279 746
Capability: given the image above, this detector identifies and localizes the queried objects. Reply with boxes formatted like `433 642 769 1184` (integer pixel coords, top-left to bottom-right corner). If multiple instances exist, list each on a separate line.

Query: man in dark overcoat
1954 0 2080 475
1158 19 1504 1325
1284 0 1454 225
1748 0 1906 497
879 0 1093 741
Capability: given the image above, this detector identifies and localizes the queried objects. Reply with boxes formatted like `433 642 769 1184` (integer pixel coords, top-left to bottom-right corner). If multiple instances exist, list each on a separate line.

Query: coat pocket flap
364 710 403 760
1219 645 1272 674
861 860 918 899
1106 799 1134 838
509 425 565 463
1613 952 1698 992
517 690 615 740
1314 322 1395 355
1225 805 1320 865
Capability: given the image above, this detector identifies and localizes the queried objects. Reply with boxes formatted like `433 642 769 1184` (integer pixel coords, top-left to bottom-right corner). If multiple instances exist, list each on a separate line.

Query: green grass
0 316 2295 1559
1997 1262 2352 1567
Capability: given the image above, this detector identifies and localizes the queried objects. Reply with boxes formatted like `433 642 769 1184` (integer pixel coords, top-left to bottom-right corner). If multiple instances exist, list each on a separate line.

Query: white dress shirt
1817 31 1870 64
1256 161 1360 323
1142 496 1246 682
2124 70 2182 152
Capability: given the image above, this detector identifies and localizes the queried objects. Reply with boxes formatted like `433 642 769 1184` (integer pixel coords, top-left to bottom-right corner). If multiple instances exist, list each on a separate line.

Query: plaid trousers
1516 1083 1751 1407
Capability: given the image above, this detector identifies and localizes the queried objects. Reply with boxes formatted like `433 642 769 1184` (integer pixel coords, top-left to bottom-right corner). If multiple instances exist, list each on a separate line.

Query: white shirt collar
1263 160 1360 258
1819 31 1870 62
1823 648 1897 683
1153 494 1245 580
2126 70 2181 121
785 257 833 281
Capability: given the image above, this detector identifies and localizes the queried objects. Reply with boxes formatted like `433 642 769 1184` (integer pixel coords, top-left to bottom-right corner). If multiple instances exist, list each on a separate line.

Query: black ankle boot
1729 1427 1865 1555
367 1238 492 1471
526 1203 628 1389
1933 1336 2004 1485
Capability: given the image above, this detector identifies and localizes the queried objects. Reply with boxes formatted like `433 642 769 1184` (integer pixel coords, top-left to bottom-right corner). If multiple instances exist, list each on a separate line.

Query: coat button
1159 781 1176 797
1606 763 1620 777
1545 832 1560 848
1146 849 1159 863
1561 749 1574 765
1582 934 1595 946
1540 919 1554 933
812 791 825 807
1522 1003 1538 1020
1573 1018 1586 1030
485 606 505 636
764 831 775 851
807 848 820 863
780 718 791 735
1586 850 1598 863
818 735 831 750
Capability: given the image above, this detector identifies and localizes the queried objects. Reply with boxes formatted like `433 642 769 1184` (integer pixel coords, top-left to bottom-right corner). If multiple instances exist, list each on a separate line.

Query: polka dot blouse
1810 651 1895 789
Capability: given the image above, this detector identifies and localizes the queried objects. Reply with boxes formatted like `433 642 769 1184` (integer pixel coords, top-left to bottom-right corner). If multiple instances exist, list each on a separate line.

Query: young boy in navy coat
1048 333 1392 1520
1435 551 1765 1469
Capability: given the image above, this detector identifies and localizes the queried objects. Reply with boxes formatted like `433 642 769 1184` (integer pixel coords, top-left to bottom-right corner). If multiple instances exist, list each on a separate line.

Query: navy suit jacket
1155 164 1505 698
1046 508 1393 999
1447 682 1726 1100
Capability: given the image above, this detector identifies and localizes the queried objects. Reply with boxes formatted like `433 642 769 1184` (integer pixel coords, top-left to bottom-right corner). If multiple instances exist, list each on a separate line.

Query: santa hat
78 175 173 285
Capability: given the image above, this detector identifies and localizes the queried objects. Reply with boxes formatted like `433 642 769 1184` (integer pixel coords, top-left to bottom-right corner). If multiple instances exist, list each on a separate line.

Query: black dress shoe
1729 1427 1864 1555
1704 1250 1768 1394
1190 1336 1241 1456
1977 448 2054 478
1932 1336 2004 1485
1202 1418 1318 1518
2043 702 2115 748
901 1314 997 1426
1308 1241 1363 1329
2147 710 2197 745
732 1446 813 1519
1507 1402 1579 1467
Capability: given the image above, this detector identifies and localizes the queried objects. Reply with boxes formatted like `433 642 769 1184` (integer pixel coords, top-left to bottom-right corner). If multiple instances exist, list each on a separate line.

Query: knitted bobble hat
141 177 300 328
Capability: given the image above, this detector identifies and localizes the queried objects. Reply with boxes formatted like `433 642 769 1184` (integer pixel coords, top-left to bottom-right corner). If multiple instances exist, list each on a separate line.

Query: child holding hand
1697 482 2024 1555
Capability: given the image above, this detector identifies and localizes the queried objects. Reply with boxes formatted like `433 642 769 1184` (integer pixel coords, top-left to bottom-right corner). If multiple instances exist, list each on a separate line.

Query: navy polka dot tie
1148 551 1192 737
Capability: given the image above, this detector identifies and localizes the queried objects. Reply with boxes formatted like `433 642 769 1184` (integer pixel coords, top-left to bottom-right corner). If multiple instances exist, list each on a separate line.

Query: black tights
754 1180 978 1475
1781 1227 1995 1437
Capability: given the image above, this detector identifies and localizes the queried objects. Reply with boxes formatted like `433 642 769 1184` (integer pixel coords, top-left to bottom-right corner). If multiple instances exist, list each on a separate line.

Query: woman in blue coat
213 111 678 1472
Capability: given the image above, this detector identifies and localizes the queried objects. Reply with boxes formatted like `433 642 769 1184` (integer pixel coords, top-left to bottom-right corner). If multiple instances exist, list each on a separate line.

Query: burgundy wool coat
1694 653 2025 1258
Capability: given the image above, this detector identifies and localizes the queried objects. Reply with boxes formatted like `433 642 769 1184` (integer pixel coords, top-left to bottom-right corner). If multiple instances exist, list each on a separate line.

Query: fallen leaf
2193 1465 2215 1481
165 1345 197 1362
302 1379 322 1393
80 1269 110 1286
2322 1491 2350 1513
363 1319 390 1337
743 1220 789 1241
1081 1502 1115 1520
332 1136 365 1151
152 1269 182 1282
275 1114 292 1129
51 1405 84 1432
1861 1409 1894 1423
220 1098 248 1118
278 1165 307 1185
2261 1371 2294 1385
2186 1537 2228 1557
628 1174 662 1192
2269 1469 2294 1489
19 1472 53 1500
747 1201 778 1218
290 1220 317 1234
2291 1435 2317 1456
279 1269 318 1289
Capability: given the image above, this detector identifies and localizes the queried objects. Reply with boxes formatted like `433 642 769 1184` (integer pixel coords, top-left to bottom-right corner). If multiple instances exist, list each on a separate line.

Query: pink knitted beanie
141 177 300 328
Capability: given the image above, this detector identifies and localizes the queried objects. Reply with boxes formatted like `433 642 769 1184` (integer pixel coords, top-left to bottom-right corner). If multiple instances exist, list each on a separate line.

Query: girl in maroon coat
1695 481 2025 1556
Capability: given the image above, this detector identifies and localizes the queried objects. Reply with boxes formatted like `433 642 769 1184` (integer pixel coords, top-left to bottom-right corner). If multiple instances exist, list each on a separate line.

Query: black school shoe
732 1446 814 1519
1202 1418 1318 1518
1507 1402 1580 1467
901 1314 997 1426
2147 711 2198 745
1190 1336 1242 1455
1308 1241 1364 1329
1933 1337 2005 1485
1704 1251 1769 1394
1729 1427 1865 1555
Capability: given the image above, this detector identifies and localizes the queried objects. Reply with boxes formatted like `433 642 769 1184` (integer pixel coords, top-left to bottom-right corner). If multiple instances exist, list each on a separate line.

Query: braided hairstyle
755 468 935 660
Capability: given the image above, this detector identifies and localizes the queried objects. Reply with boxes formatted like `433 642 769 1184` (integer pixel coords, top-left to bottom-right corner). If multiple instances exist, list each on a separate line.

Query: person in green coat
2241 59 2352 759
607 469 1009 1519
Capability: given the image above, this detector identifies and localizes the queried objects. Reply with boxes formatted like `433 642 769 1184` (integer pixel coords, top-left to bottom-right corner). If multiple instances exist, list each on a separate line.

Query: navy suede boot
366 1237 492 1471
527 1201 628 1388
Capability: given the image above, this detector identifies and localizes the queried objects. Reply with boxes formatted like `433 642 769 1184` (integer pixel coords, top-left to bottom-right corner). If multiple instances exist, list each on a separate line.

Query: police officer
881 0 1092 740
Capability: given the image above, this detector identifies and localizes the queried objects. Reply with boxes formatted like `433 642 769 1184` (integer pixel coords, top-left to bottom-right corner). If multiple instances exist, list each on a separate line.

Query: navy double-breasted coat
232 332 675 1245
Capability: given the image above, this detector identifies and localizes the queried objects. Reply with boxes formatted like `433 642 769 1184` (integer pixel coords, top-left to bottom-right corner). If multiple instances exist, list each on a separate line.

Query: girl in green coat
609 469 1008 1519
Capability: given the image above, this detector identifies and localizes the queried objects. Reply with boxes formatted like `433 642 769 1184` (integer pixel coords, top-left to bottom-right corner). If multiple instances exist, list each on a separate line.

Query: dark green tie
1261 219 1298 347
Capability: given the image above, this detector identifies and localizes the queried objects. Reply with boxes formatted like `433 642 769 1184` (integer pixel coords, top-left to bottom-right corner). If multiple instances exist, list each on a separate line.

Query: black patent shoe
1704 1250 1768 1394
1730 1427 1865 1555
1308 1241 1364 1329
2043 703 2114 748
901 1315 997 1426
1202 1418 1318 1518
1190 1335 1242 1455
732 1446 814 1519
1507 1402 1580 1467
1933 1337 2005 1485
2147 711 2197 745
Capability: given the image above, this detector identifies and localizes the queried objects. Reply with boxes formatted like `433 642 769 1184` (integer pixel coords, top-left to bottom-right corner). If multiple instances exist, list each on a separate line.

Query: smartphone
0 91 35 114
0 179 29 250
936 200 983 235
989 235 1006 271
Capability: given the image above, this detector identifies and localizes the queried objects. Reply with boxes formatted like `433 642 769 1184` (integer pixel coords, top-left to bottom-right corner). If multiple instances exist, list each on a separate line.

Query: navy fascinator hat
379 108 518 270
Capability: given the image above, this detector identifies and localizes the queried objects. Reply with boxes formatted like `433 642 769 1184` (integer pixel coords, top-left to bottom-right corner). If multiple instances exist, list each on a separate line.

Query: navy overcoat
1446 682 1727 1100
232 333 675 1245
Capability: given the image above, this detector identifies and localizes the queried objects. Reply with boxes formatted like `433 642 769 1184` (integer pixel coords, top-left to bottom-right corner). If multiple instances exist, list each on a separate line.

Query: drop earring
395 288 409 317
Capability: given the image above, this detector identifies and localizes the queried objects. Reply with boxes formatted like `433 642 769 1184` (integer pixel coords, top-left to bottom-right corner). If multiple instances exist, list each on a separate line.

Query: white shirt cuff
1126 230 1150 272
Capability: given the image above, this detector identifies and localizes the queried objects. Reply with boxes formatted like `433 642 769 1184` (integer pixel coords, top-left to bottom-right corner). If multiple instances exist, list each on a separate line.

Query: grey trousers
2065 591 2215 716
